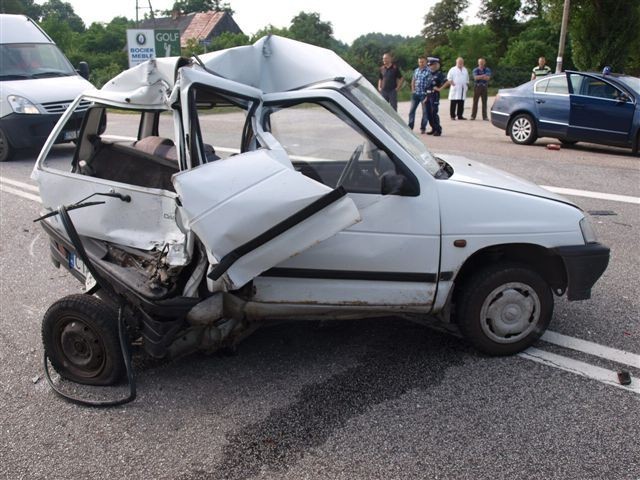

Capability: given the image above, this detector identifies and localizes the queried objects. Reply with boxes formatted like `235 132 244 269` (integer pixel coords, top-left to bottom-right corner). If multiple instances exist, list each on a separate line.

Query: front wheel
509 114 537 145
456 264 553 356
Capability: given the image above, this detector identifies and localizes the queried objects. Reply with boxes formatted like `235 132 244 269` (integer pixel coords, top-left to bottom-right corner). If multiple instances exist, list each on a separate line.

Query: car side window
264 101 402 195
583 78 620 100
545 76 568 94
534 79 549 93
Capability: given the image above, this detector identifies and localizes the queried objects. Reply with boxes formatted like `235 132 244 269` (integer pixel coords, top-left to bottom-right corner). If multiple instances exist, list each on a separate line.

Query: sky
44 0 481 45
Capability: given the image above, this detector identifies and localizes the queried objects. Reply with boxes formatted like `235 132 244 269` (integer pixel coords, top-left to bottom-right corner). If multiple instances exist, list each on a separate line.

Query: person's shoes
458 117 467 120
433 131 442 136
426 130 435 135
470 117 476 120
451 117 456 120
483 118 489 121
420 130 426 134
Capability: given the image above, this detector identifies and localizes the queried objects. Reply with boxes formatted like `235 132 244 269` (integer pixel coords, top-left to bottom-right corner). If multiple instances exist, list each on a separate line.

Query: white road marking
0 176 40 192
542 330 640 369
0 184 41 203
541 185 640 205
520 347 640 394
29 233 41 258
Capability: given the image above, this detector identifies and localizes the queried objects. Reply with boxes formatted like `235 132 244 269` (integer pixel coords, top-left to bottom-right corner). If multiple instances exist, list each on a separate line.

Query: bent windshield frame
341 78 441 177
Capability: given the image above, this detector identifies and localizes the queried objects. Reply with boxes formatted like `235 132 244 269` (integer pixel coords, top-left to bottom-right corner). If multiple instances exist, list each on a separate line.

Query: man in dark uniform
423 57 446 136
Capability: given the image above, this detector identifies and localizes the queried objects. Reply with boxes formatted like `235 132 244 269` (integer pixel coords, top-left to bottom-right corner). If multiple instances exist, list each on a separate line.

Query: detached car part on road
491 71 640 154
32 36 610 395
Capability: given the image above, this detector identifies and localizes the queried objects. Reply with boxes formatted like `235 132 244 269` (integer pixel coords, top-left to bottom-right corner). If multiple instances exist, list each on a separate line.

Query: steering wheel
336 143 364 188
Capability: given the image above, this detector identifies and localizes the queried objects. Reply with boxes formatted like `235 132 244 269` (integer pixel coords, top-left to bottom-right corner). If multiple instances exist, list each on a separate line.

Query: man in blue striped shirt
408 56 431 134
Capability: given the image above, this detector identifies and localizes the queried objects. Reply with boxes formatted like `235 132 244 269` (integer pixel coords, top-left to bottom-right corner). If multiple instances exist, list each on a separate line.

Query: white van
0 14 94 161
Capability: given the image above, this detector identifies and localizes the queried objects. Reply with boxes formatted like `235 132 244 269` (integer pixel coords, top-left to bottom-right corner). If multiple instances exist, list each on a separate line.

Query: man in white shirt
444 57 469 120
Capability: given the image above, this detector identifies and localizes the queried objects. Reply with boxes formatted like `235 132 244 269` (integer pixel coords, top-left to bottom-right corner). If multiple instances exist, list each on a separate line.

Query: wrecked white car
33 36 609 398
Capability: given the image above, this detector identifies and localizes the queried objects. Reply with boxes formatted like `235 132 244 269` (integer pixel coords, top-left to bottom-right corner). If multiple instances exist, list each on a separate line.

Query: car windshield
342 78 441 176
0 43 76 80
615 75 640 95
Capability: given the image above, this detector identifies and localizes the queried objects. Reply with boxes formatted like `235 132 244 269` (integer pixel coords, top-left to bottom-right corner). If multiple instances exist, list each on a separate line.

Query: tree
39 0 84 32
569 0 640 72
478 0 522 57
422 0 470 50
288 12 334 49
0 0 42 18
163 0 233 15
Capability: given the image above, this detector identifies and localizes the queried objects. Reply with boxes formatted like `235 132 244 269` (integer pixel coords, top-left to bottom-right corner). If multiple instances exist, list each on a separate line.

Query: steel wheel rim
55 315 107 378
512 118 532 142
480 282 541 344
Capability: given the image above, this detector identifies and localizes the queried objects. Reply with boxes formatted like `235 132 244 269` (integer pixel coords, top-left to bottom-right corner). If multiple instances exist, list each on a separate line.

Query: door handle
536 99 545 104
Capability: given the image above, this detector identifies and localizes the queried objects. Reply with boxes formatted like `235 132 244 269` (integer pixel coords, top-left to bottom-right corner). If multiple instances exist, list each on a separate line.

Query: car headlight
579 217 598 244
7 95 40 114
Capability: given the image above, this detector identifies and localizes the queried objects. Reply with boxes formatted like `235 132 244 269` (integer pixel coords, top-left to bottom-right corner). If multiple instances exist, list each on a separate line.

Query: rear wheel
456 264 553 356
0 128 13 162
509 114 537 145
633 132 640 156
42 294 125 385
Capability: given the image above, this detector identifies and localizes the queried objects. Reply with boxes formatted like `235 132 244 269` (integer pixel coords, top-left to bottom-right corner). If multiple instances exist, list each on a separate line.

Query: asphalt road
0 100 639 480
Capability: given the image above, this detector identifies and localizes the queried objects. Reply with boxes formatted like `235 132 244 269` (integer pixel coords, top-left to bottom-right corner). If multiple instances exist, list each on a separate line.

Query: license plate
63 130 78 140
68 252 97 291
68 252 87 275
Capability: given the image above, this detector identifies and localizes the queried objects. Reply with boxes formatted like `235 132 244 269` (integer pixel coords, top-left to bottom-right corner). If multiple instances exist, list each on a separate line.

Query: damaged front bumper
553 243 610 301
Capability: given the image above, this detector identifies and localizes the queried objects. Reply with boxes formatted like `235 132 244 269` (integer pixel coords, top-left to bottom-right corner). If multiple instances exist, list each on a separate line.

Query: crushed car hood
437 153 577 207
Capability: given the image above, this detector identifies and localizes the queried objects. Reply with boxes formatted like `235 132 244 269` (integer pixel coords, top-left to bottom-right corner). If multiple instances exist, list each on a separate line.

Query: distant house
139 11 243 47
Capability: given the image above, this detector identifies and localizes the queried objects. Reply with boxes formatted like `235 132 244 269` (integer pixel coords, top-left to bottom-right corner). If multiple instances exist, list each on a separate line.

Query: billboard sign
127 29 181 67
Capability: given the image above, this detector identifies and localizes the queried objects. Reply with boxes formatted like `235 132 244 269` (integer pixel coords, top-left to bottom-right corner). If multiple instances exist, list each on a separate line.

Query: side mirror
380 172 408 195
77 61 90 80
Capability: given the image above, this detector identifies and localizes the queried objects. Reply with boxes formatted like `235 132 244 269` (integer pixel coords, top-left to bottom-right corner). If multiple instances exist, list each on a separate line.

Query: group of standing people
378 53 493 137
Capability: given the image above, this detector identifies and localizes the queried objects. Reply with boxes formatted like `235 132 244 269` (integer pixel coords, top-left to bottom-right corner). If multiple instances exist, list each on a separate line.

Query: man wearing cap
423 57 447 136
408 56 431 134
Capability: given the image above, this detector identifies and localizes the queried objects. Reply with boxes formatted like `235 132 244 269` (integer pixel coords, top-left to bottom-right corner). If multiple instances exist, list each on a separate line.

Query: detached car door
567 72 635 145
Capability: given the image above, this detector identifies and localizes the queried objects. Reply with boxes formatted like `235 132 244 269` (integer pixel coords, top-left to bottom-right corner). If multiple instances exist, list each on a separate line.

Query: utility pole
556 0 570 73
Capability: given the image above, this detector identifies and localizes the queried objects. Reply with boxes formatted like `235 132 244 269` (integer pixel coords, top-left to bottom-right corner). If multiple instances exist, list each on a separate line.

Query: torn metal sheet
173 149 361 290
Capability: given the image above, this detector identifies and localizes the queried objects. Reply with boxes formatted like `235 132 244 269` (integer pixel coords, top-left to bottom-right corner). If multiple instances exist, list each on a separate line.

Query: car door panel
173 149 361 291
568 73 635 144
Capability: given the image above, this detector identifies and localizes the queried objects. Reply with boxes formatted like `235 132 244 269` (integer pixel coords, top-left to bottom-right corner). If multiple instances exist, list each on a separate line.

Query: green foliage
163 0 233 15
0 0 42 17
478 0 522 57
446 25 498 67
288 11 334 49
39 0 85 32
210 31 250 50
422 0 470 50
569 0 640 72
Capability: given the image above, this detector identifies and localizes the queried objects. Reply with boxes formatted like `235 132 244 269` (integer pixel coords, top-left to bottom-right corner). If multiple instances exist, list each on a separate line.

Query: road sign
127 29 182 68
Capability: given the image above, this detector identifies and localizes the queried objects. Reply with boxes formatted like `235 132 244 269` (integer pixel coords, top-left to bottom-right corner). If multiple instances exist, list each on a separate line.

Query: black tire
42 294 125 385
633 132 640 156
559 139 578 146
0 127 13 162
456 264 553 356
508 113 537 145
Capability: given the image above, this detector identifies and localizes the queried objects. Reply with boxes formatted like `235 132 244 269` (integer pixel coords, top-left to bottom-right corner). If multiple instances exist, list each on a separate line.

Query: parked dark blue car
491 71 640 154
